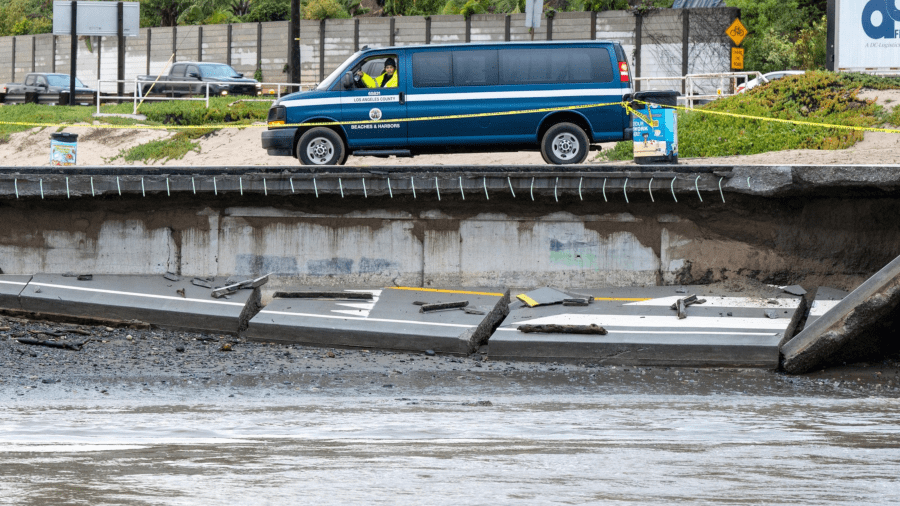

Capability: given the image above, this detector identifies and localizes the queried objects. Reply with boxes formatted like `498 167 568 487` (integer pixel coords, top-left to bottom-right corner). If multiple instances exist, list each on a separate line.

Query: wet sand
3 314 899 401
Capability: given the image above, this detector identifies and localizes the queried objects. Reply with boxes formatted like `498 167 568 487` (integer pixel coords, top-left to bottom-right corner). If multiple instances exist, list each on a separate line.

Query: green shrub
678 71 881 158
241 0 290 22
303 0 350 19
117 128 217 163
0 104 96 141
122 96 270 124
595 140 633 161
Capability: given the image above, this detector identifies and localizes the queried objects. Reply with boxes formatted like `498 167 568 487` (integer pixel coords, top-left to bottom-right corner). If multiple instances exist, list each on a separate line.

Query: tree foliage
724 0 827 73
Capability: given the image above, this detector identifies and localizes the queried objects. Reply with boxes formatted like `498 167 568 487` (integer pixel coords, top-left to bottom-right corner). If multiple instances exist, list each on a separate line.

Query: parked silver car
736 70 806 94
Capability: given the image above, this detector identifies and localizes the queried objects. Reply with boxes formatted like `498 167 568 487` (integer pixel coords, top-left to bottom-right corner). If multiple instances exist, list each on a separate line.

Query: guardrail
90 80 318 114
635 72 763 109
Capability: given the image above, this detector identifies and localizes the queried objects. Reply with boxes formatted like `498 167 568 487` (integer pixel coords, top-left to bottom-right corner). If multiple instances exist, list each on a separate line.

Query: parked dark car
137 62 261 97
0 73 96 105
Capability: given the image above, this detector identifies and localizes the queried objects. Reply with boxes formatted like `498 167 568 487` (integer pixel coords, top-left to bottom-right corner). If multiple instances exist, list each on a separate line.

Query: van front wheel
297 127 346 165
541 123 589 165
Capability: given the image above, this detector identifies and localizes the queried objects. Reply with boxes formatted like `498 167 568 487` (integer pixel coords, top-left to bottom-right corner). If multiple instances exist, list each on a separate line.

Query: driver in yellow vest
356 57 398 88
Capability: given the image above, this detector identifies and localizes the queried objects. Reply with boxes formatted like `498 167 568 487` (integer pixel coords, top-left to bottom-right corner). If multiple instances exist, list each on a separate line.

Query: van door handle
399 92 405 105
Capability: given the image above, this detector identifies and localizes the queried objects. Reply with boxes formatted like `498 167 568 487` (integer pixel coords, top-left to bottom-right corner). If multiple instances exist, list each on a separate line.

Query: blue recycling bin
631 91 679 164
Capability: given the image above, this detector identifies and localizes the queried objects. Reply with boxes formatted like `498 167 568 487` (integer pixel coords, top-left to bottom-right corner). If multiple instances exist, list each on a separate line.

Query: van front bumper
261 128 297 156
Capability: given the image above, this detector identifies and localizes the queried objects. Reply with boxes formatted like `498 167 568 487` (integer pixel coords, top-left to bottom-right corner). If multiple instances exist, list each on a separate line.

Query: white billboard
53 1 140 37
836 0 900 72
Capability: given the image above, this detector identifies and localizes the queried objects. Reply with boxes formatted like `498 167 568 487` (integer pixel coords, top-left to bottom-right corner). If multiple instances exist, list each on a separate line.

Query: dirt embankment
2 87 900 166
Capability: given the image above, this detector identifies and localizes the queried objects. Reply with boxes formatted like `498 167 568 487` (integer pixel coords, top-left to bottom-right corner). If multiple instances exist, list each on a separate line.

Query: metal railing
92 79 318 114
634 71 763 109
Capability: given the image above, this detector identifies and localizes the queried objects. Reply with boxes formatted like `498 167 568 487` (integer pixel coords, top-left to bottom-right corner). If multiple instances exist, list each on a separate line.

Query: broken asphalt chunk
782 285 807 296
516 287 571 308
420 301 468 313
517 323 607 335
191 278 213 289
274 291 374 300
164 272 181 282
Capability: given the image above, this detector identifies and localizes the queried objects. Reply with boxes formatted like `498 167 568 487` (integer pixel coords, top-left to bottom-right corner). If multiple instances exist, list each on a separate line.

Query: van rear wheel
297 127 347 165
541 123 589 165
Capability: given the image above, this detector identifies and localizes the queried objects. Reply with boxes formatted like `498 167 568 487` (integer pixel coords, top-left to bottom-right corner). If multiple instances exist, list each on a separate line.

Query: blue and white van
262 41 634 165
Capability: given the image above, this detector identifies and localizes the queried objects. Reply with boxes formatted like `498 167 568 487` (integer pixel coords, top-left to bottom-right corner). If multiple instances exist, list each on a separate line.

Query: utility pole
69 1 77 105
289 0 301 85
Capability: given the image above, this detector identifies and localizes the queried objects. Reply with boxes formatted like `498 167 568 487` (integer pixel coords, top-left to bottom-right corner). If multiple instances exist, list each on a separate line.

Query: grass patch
103 96 270 125
0 104 95 141
116 128 218 163
594 140 634 161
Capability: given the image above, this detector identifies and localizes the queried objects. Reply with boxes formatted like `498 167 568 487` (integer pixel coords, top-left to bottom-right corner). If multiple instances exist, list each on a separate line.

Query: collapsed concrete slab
802 287 849 330
488 287 803 368
16 274 261 334
245 287 509 355
0 275 31 310
782 255 900 374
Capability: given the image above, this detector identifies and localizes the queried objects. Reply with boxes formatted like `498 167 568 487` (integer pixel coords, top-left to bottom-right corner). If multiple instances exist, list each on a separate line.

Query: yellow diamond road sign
727 18 747 46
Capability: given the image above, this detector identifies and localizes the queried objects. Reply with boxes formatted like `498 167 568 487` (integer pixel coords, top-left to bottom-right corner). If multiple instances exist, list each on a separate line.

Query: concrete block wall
201 25 229 66
510 13 547 41
98 36 120 92
552 12 593 41
395 17 427 46
178 26 202 63
430 15 465 44
0 10 734 91
324 19 355 79
231 23 258 78
149 27 175 76
0 38 12 81
34 35 54 73
260 21 289 88
299 19 322 83
470 14 506 43
54 35 71 76
13 37 31 81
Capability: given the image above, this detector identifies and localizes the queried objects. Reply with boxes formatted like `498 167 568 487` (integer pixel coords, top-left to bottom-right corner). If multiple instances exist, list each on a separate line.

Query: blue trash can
631 91 679 165
50 132 78 166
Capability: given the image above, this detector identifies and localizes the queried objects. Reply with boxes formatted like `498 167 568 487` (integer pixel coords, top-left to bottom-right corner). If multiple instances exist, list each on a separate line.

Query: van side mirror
341 72 353 89
237 73 244 78
187 72 200 78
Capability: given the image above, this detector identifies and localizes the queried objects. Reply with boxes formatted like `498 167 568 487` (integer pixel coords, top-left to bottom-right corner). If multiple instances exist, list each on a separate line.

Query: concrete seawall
2 165 900 298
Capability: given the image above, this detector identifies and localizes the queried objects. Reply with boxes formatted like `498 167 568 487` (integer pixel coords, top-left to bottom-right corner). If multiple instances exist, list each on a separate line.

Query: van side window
171 64 186 77
452 50 498 87
499 48 614 85
25 75 35 86
412 52 452 88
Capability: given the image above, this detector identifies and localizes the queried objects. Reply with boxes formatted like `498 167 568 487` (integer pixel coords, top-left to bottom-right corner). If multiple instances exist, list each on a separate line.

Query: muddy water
1 391 899 505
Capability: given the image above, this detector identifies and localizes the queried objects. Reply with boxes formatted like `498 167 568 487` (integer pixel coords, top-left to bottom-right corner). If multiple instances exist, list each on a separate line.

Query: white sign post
525 0 544 40
52 1 140 103
52 1 140 36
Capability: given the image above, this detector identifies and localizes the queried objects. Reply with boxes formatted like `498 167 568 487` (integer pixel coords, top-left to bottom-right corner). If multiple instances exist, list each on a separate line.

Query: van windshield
317 51 363 91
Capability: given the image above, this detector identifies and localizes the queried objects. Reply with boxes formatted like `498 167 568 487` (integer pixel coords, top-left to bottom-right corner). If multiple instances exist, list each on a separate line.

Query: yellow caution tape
632 99 900 135
1 98 898 135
